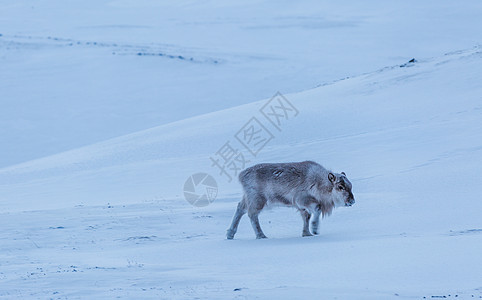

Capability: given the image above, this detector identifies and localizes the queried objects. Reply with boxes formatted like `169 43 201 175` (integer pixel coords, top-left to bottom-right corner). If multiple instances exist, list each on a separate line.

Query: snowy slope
1 46 482 299
2 0 482 167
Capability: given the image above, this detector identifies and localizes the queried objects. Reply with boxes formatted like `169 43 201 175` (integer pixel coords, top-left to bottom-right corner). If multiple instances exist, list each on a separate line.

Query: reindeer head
328 172 355 207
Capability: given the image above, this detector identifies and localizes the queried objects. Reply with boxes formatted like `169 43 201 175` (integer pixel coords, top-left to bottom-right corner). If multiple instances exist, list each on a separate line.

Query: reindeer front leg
311 208 322 235
300 209 313 237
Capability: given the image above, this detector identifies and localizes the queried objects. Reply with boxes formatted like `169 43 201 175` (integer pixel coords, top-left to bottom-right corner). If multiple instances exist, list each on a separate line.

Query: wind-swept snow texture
1 45 482 298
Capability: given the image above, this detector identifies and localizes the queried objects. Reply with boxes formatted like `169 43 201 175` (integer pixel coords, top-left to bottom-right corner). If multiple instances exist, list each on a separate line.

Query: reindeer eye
338 185 344 190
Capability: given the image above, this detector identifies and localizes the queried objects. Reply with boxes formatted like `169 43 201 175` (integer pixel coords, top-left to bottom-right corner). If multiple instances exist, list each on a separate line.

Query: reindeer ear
341 172 346 176
328 173 336 183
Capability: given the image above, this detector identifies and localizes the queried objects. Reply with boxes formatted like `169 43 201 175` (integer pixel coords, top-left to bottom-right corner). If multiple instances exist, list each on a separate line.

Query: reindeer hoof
302 232 313 237
226 229 235 240
256 234 268 239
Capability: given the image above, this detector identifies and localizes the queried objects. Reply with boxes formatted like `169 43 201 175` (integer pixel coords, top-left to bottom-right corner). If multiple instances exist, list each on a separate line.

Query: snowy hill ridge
1 46 482 211
1 45 481 173
1 46 481 299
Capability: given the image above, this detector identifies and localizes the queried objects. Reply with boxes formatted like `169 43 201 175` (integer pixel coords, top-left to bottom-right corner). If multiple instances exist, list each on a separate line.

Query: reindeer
226 161 354 239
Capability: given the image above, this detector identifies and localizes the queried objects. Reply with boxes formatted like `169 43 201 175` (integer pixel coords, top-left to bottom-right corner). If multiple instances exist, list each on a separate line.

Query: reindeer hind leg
226 197 247 239
247 194 268 239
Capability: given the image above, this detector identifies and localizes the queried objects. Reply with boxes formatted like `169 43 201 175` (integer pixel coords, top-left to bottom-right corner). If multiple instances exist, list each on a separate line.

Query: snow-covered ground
1 1 482 299
1 46 482 299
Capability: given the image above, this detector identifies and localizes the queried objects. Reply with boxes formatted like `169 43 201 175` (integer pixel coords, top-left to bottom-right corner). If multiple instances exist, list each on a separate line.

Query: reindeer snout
346 196 355 206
